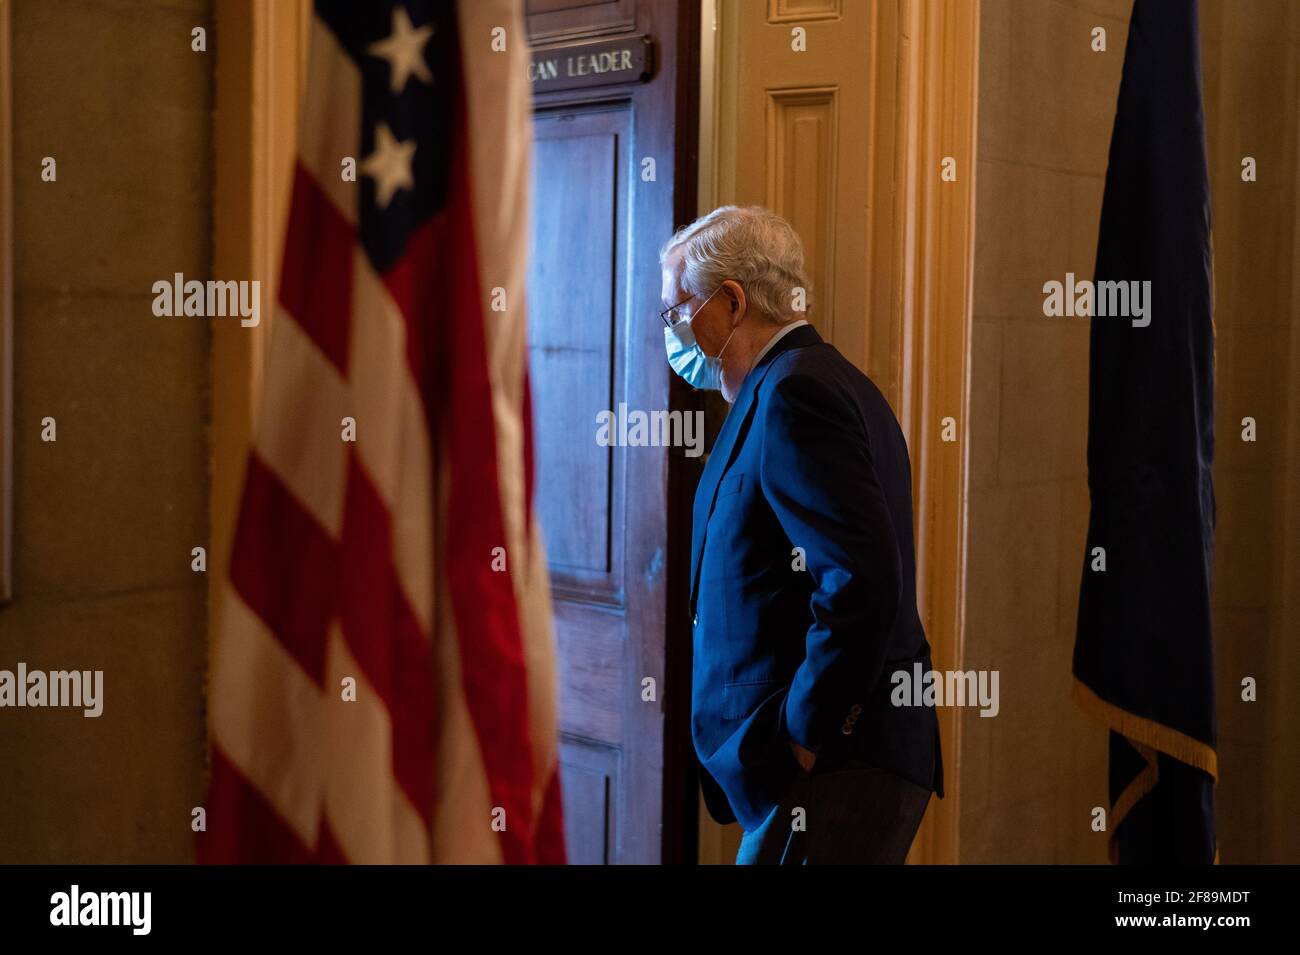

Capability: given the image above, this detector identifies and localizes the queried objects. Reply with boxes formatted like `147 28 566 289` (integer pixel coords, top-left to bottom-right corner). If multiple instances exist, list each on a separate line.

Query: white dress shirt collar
749 319 810 372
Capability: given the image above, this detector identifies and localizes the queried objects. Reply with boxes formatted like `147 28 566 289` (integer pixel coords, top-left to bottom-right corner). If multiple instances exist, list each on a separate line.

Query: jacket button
849 703 862 715
841 723 853 735
692 613 698 628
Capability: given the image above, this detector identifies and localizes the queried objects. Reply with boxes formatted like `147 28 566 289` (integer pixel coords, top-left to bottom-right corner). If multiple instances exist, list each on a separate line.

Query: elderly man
660 205 943 864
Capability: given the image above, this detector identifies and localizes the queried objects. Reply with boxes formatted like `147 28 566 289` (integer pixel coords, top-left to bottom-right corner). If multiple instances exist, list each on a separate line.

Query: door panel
530 110 627 584
526 0 637 43
714 0 872 373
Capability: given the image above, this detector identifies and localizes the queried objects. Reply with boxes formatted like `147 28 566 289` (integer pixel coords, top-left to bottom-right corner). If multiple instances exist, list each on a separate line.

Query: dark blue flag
1072 0 1218 864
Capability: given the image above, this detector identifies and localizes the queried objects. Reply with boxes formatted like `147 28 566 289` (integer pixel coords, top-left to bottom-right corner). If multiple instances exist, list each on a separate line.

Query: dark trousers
735 762 931 865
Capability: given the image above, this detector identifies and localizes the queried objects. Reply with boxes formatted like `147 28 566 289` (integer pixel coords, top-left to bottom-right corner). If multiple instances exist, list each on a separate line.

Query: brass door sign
529 36 653 93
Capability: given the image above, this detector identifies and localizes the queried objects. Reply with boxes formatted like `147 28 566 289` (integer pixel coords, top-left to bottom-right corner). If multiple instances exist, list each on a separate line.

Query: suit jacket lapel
688 323 823 616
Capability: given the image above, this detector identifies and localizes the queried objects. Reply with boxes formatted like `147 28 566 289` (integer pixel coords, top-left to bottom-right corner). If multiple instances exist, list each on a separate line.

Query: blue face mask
663 288 739 391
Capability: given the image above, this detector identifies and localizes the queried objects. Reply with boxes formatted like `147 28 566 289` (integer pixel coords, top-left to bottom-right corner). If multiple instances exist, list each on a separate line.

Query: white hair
659 205 811 323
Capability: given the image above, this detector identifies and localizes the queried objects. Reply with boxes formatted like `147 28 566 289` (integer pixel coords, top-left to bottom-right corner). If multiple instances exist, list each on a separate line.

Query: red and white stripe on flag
198 0 565 864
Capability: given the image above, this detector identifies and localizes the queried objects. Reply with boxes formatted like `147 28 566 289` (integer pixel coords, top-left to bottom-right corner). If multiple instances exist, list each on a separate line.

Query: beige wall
963 0 1123 864
966 0 1300 863
0 0 212 862
1200 0 1300 864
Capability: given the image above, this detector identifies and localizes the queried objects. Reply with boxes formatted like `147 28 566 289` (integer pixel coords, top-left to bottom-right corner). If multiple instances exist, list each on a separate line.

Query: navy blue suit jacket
689 323 944 831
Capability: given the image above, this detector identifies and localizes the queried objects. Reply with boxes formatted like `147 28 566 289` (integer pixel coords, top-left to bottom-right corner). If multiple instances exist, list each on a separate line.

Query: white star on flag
361 122 416 209
366 7 434 94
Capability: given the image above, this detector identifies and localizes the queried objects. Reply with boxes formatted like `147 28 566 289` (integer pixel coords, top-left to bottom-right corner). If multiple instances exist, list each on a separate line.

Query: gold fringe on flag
1071 677 1219 863
1072 678 1218 778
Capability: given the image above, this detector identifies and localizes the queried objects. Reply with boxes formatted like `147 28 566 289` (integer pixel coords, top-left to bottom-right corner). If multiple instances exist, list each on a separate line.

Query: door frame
0 0 12 603
209 0 309 649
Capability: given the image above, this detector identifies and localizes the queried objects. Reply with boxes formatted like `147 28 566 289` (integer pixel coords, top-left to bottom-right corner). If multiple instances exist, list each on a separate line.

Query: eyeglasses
659 284 722 328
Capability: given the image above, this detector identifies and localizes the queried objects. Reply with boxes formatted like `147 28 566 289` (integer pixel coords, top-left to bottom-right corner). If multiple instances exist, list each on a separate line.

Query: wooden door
525 0 700 864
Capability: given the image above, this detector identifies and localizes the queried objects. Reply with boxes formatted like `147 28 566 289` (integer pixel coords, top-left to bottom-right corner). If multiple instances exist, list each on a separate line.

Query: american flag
198 0 565 864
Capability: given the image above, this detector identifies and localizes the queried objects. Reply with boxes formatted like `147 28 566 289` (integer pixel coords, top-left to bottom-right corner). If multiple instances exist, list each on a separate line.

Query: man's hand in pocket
790 739 817 773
